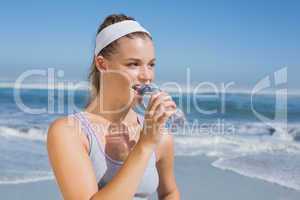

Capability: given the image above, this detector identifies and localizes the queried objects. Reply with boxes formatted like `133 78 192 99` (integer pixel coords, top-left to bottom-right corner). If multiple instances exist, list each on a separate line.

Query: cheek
147 69 155 81
126 69 140 78
122 67 155 82
151 69 155 78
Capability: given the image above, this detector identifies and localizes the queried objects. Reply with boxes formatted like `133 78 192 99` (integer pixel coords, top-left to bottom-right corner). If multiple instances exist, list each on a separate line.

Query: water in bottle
132 83 186 133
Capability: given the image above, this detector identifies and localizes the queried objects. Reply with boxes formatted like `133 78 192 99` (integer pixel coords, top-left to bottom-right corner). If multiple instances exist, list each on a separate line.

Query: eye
149 63 156 68
126 62 139 68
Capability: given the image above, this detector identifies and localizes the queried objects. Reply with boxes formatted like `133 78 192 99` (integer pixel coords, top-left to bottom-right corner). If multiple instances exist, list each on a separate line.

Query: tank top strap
137 114 144 125
75 112 124 165
72 112 93 155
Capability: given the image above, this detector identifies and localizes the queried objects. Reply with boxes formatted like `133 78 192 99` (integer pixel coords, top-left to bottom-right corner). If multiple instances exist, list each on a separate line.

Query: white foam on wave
0 173 54 185
174 121 300 153
212 154 300 191
174 135 299 159
173 122 300 191
0 126 46 142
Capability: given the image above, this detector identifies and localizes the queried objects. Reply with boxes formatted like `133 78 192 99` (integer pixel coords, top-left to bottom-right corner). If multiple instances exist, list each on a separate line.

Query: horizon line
0 82 299 96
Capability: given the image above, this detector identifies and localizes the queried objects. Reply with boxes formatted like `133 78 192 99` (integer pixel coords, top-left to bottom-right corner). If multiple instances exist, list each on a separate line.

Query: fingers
152 101 177 122
146 92 176 117
146 92 162 111
155 106 177 124
150 94 173 112
144 92 162 118
155 101 176 115
139 92 177 146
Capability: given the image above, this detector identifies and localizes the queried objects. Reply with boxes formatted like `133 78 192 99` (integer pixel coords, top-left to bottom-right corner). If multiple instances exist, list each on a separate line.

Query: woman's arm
47 117 154 200
156 134 180 200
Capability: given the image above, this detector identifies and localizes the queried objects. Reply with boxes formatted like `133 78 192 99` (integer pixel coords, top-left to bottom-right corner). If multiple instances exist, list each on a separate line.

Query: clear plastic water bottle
132 83 186 132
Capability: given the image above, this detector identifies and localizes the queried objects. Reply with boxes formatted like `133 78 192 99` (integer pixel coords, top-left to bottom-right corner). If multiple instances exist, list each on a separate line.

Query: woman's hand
137 91 177 150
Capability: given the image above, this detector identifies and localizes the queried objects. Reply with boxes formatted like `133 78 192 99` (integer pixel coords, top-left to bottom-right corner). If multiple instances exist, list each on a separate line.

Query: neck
85 95 133 123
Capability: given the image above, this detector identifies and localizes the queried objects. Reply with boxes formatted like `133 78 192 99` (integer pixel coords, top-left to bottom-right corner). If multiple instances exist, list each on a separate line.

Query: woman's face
95 36 156 109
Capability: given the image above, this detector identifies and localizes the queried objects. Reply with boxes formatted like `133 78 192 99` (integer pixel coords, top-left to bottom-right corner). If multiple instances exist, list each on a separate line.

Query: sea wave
0 126 47 142
212 153 300 191
0 171 54 185
173 122 300 191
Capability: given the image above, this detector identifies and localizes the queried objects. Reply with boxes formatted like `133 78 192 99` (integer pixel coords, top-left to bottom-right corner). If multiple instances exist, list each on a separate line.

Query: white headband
94 20 151 56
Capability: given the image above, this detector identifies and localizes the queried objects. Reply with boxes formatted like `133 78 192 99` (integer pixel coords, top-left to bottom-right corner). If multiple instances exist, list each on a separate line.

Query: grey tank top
72 112 159 199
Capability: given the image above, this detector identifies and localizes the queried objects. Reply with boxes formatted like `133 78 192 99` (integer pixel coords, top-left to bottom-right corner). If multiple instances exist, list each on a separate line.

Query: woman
47 14 180 200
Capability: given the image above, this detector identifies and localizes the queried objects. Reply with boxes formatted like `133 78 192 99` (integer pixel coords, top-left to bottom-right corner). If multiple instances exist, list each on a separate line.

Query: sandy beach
1 155 299 200
174 156 300 200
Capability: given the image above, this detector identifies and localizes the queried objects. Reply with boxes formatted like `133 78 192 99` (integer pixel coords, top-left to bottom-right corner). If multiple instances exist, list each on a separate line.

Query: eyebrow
125 58 156 62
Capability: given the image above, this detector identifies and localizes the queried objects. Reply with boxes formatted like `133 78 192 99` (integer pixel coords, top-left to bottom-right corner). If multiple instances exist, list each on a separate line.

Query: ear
94 55 108 72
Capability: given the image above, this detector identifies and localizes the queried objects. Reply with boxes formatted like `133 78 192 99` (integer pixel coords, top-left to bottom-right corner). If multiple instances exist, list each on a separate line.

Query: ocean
0 86 299 192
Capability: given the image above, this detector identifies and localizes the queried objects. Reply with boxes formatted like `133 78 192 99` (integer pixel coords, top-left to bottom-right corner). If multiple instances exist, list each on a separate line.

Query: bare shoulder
47 115 81 149
47 116 98 199
155 133 175 162
48 115 77 135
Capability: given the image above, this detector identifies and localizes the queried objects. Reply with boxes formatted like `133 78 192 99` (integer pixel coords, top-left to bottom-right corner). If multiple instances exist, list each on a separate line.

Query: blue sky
0 0 299 88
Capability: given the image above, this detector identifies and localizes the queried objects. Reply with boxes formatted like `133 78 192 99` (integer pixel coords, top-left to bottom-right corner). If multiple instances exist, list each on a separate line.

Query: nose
138 65 152 84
